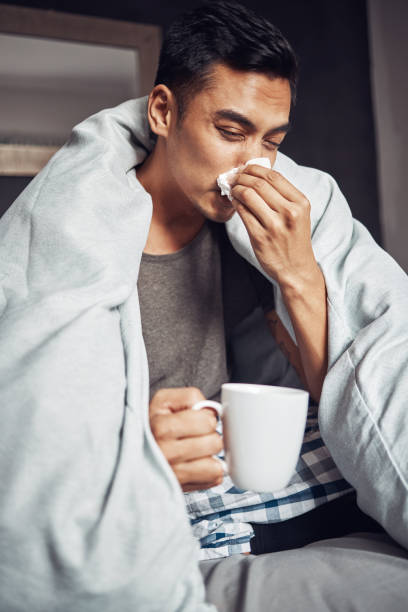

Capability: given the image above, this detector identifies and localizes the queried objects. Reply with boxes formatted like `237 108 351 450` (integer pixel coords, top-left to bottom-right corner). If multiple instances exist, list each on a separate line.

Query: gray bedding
200 533 408 611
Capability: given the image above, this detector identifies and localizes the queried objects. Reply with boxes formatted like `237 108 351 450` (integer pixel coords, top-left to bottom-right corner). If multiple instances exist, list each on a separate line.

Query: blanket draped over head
0 98 407 611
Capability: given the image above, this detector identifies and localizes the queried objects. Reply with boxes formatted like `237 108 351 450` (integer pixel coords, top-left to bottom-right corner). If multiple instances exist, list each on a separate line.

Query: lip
211 186 234 206
219 198 236 212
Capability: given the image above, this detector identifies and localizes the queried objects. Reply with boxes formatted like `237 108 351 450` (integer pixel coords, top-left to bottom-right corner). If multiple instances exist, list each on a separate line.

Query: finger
149 386 205 417
150 408 218 441
173 456 224 487
182 477 223 492
159 432 223 464
233 174 310 231
243 166 309 206
234 172 290 216
231 182 281 231
232 197 265 242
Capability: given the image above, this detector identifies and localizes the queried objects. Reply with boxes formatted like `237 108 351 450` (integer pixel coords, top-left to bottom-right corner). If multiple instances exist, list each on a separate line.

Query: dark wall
0 0 381 243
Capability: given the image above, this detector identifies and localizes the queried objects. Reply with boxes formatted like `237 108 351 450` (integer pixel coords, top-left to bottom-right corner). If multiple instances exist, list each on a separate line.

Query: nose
236 143 268 167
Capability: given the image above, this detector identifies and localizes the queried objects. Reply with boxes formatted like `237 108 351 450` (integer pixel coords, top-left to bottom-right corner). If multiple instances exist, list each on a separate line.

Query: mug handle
191 399 223 418
191 399 226 475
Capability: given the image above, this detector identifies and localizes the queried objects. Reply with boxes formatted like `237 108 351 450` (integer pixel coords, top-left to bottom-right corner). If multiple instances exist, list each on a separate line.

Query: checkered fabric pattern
184 403 353 560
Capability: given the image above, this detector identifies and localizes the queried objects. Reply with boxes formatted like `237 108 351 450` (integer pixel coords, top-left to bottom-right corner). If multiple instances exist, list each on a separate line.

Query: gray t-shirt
137 221 275 401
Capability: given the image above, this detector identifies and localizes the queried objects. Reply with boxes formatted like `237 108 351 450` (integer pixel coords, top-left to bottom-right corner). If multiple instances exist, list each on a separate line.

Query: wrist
278 263 324 302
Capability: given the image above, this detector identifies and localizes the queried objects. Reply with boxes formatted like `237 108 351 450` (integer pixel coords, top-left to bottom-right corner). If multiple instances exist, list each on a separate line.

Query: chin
205 206 236 223
216 207 236 223
196 192 236 223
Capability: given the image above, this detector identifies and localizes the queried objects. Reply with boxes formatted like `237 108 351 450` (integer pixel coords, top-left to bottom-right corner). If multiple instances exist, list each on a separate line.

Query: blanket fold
0 98 214 611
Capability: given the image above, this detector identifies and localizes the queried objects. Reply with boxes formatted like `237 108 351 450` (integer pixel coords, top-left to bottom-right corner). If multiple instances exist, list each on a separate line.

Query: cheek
183 128 223 169
271 150 279 167
170 131 226 190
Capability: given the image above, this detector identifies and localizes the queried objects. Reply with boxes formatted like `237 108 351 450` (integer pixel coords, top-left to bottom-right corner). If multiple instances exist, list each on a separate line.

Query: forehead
188 63 291 125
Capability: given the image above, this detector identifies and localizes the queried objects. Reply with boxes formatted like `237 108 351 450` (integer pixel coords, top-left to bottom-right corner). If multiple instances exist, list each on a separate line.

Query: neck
137 140 205 254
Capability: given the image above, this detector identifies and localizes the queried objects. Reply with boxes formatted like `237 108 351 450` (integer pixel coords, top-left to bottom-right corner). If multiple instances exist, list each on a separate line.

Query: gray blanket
0 97 407 611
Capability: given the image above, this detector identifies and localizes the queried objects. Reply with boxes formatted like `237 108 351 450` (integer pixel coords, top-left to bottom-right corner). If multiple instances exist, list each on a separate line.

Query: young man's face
165 63 292 222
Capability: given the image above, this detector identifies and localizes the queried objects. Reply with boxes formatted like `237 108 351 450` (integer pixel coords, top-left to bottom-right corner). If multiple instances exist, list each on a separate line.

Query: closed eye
217 127 244 140
217 127 284 150
264 140 282 151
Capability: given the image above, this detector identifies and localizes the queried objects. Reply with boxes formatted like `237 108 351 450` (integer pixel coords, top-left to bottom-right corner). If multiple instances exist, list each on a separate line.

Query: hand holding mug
149 387 224 492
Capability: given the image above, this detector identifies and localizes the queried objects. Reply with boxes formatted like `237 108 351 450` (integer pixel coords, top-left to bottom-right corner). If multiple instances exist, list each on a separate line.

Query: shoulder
274 152 336 192
274 152 352 231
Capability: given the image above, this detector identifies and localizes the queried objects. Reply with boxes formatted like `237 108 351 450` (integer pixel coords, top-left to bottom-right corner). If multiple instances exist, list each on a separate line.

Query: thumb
149 386 205 416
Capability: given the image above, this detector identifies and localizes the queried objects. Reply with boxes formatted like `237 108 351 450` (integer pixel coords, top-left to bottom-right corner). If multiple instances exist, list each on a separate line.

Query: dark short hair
154 1 298 118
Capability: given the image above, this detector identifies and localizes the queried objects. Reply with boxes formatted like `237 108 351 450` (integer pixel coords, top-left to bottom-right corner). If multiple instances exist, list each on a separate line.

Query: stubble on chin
194 192 236 223
204 204 236 224
215 199 237 223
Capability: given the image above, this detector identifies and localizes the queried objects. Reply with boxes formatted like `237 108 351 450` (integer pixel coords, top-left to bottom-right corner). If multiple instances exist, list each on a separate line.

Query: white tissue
216 157 272 201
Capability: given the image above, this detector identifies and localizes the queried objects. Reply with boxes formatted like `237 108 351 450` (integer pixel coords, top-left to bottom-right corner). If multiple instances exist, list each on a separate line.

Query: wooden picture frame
0 4 161 176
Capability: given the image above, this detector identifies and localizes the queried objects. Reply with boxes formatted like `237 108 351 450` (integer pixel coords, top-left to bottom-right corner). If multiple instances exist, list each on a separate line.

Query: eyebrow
213 109 290 136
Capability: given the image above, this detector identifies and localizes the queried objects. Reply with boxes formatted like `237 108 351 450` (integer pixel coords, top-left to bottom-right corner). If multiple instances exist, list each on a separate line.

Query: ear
147 85 176 138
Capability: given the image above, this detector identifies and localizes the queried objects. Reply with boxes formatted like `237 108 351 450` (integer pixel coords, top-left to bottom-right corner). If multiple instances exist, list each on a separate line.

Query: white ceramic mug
192 383 309 492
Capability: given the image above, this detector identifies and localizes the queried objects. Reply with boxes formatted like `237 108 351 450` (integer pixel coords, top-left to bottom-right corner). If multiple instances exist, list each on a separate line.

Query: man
0 2 407 611
140 1 375 558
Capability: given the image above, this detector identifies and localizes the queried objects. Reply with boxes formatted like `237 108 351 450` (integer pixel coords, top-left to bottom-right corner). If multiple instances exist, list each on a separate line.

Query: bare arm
231 165 328 402
264 264 328 402
264 308 307 389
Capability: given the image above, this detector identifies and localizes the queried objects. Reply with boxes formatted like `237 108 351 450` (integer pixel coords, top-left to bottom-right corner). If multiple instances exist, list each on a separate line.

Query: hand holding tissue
217 157 271 201
217 156 319 291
